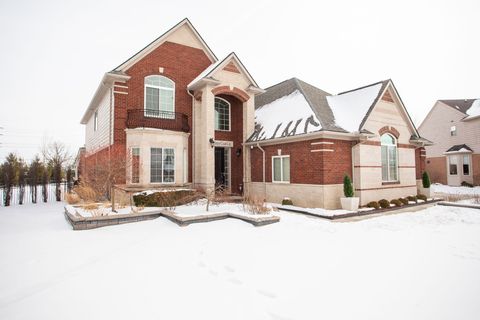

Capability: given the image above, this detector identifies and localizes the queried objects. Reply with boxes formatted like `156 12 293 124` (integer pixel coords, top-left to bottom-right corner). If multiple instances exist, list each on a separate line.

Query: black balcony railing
126 109 190 132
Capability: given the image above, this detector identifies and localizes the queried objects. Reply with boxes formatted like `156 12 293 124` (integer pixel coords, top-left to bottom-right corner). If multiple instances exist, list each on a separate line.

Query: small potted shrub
340 175 359 211
419 171 432 198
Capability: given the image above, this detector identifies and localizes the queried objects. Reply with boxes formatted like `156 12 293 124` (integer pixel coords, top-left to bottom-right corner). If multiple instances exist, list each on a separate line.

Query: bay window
150 147 175 183
448 156 458 175
463 155 470 175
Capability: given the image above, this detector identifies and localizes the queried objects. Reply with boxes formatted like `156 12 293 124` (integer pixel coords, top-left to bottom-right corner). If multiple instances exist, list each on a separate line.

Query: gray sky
0 0 479 163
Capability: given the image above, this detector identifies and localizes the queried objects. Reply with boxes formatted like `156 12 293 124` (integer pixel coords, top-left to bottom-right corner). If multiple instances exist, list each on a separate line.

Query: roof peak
337 79 391 95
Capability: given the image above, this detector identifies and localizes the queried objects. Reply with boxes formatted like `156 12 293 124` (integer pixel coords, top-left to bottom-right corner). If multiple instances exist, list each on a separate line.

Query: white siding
419 101 480 157
85 89 112 153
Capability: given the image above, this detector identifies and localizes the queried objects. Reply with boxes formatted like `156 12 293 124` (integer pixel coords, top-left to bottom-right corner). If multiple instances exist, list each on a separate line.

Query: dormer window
450 126 457 136
144 75 175 119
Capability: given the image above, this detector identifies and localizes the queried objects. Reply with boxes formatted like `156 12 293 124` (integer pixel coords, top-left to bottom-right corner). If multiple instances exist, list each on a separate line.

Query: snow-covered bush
378 199 390 209
407 195 417 203
366 201 379 209
417 194 427 201
281 198 293 206
399 198 409 205
390 199 402 207
133 190 195 209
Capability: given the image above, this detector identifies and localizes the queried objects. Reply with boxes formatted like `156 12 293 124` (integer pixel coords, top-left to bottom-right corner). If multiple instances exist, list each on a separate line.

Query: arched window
214 97 230 131
381 133 398 181
144 75 175 119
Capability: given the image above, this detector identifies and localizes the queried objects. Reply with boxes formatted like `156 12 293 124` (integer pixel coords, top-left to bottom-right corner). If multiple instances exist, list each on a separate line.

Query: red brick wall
250 138 353 185
113 41 212 183
472 154 480 186
214 94 244 194
425 156 447 184
415 147 426 179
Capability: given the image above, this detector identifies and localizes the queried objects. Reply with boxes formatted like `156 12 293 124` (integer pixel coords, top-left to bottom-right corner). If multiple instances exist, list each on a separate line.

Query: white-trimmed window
150 148 175 183
94 110 98 131
272 155 290 183
450 126 457 136
381 134 398 181
144 75 175 119
448 155 458 175
463 155 470 176
131 147 140 184
214 97 230 131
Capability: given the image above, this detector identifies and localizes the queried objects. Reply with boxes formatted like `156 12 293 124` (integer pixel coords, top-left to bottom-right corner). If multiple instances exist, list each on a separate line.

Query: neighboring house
246 78 430 208
79 18 430 208
418 99 480 186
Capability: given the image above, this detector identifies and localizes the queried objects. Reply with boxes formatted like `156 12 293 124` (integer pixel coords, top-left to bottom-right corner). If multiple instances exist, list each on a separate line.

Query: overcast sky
0 0 478 163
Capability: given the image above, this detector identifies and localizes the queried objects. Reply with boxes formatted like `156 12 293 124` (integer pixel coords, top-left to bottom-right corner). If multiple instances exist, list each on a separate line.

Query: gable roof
439 99 478 114
248 80 322 142
187 52 259 90
327 79 420 137
248 78 423 144
113 18 217 72
446 144 473 153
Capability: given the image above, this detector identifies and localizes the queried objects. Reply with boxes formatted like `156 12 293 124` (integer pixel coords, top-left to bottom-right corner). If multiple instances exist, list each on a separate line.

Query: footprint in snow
257 289 277 299
268 312 292 320
224 265 235 273
228 277 243 285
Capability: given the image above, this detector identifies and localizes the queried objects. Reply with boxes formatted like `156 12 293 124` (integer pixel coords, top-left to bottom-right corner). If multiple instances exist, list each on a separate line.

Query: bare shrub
66 193 80 204
243 196 271 215
82 147 130 200
73 183 98 202
82 203 99 210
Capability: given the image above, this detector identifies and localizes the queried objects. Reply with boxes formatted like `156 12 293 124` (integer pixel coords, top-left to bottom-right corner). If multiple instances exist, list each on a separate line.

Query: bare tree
81 147 130 201
42 141 71 201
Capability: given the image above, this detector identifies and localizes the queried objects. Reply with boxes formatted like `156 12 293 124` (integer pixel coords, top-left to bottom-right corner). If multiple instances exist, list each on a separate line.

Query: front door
214 147 230 189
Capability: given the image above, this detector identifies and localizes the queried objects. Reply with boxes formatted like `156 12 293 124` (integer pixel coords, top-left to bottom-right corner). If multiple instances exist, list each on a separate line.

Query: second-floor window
144 75 175 119
450 126 457 136
94 110 98 131
215 97 230 131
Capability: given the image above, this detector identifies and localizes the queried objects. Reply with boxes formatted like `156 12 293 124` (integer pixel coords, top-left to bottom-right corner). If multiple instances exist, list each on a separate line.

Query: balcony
126 109 190 132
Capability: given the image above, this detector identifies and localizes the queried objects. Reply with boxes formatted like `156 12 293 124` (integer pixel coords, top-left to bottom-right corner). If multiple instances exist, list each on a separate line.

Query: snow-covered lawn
1 202 480 319
432 183 480 196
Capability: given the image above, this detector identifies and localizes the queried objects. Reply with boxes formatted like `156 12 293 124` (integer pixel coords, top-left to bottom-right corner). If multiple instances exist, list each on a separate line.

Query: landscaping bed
279 198 442 220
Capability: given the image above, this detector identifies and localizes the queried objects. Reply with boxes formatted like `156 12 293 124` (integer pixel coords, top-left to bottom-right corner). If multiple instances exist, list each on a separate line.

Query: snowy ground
1 202 480 320
432 183 480 196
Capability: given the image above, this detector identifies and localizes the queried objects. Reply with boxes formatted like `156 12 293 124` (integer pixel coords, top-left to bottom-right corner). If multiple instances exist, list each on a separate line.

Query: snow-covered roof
326 82 384 132
465 99 480 119
248 78 421 143
249 90 322 142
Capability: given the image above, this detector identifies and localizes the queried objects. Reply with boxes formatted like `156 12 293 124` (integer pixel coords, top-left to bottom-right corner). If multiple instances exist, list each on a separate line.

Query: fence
0 182 70 206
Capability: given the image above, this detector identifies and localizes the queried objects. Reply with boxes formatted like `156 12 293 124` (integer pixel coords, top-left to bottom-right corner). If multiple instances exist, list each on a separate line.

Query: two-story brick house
419 99 480 186
80 18 430 208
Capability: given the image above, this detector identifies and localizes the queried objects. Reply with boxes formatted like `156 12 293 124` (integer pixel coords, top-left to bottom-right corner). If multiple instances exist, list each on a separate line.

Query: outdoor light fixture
236 148 242 157
209 138 215 148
